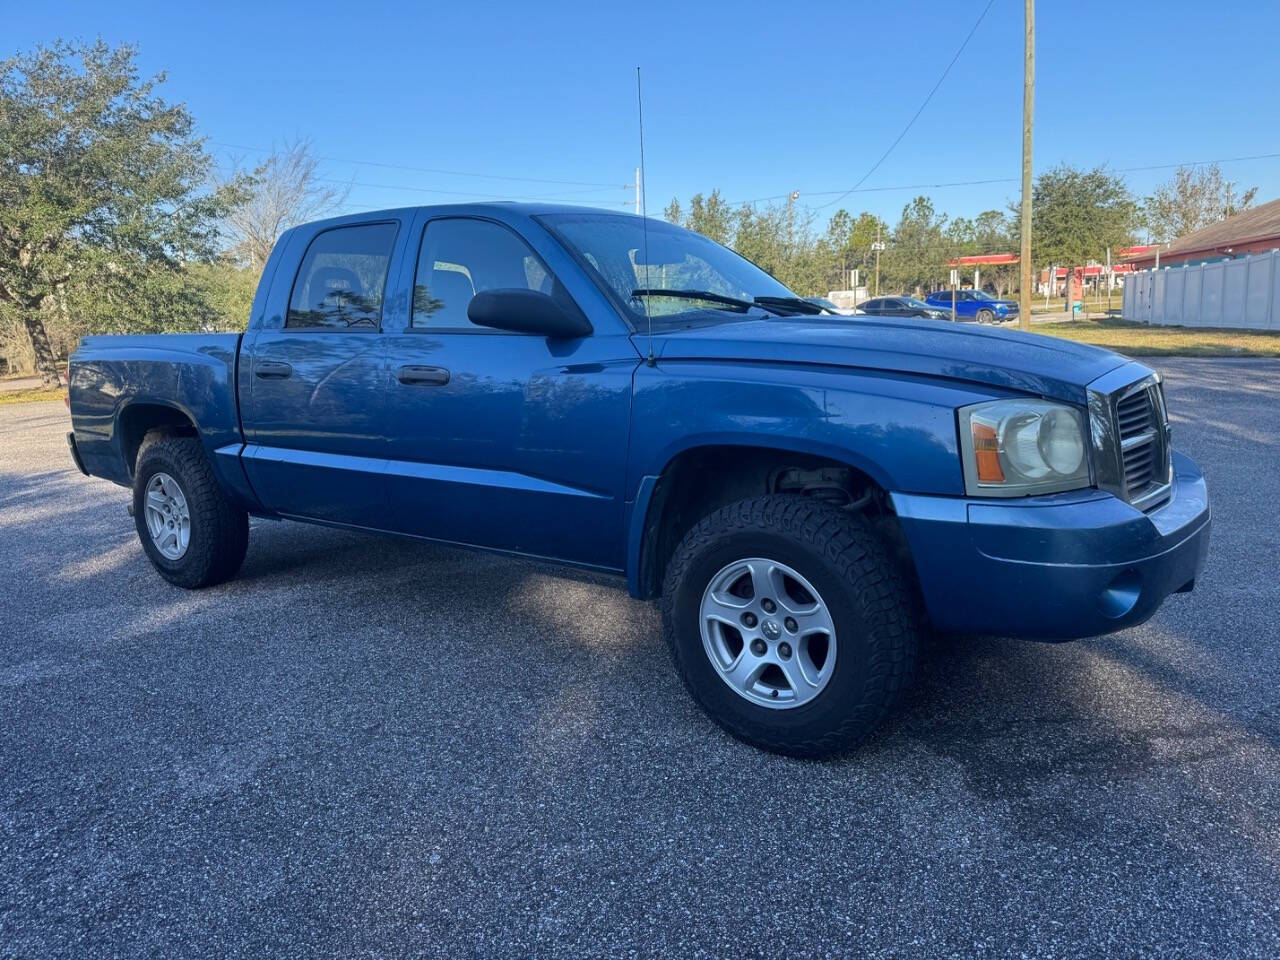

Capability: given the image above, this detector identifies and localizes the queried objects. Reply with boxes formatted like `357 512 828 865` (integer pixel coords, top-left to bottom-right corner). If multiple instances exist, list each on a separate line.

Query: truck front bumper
891 450 1210 640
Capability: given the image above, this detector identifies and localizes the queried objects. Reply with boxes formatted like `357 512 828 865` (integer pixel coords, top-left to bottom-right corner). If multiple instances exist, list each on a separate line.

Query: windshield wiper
631 288 769 313
751 295 825 316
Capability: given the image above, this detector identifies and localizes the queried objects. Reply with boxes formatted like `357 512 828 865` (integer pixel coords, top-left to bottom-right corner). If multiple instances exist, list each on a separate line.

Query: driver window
286 223 398 330
412 218 555 329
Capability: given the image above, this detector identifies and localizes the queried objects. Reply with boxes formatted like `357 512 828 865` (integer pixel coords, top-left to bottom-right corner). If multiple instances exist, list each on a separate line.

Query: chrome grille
1114 380 1171 510
1087 369 1173 513
1116 389 1154 439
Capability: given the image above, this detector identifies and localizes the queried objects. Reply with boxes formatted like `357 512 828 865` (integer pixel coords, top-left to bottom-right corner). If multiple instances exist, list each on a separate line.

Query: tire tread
660 495 920 757
134 433 248 588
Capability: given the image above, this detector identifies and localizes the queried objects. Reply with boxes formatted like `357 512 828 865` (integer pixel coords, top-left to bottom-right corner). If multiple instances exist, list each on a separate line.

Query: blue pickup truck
67 204 1211 756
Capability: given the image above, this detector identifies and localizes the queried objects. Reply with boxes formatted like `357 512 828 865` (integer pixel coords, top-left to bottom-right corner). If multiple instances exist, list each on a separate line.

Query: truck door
380 214 637 570
239 219 404 527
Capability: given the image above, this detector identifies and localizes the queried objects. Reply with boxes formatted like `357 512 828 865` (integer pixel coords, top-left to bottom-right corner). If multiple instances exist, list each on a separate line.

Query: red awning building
944 253 1019 292
1124 199 1280 269
945 253 1020 268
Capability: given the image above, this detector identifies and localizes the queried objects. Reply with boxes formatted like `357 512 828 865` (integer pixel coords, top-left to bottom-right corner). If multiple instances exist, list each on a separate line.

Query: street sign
850 268 859 289
949 268 959 287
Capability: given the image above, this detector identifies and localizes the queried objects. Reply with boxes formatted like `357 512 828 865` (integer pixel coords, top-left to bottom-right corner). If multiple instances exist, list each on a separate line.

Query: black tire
132 432 249 589
661 496 921 757
976 308 995 324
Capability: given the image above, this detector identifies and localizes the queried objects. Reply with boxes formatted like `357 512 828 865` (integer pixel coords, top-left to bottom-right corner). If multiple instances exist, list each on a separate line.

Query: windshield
539 213 797 326
902 297 933 309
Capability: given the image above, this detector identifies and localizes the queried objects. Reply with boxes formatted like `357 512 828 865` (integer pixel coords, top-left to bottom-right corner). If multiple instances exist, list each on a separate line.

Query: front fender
626 360 1011 499
622 360 1018 594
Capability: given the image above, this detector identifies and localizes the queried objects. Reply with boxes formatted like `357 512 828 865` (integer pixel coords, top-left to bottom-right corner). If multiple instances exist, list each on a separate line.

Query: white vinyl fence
1123 248 1280 329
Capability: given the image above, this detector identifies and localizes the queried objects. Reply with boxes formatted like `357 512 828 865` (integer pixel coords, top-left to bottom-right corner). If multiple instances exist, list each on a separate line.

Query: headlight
958 399 1090 497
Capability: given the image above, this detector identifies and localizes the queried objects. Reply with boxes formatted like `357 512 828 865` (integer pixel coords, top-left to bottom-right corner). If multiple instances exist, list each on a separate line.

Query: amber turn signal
972 420 1004 484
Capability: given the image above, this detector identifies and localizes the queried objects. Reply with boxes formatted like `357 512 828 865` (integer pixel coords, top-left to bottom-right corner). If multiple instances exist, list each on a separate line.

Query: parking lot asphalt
1 357 1278 959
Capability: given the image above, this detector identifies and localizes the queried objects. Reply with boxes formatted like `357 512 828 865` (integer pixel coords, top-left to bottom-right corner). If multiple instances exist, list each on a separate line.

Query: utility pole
634 167 641 216
874 223 881 296
787 190 799 250
1018 0 1035 331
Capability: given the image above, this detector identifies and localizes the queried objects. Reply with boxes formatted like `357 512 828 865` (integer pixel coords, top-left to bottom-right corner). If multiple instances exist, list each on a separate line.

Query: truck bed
68 333 244 488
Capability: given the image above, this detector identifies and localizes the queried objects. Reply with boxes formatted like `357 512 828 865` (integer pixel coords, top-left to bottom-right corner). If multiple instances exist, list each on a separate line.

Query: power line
732 176 1017 205
312 175 630 204
812 0 999 212
728 150 1280 208
1109 151 1280 174
210 140 627 189
210 155 630 205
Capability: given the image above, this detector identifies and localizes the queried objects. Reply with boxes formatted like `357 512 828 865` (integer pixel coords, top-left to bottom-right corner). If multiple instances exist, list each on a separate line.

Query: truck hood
638 315 1129 405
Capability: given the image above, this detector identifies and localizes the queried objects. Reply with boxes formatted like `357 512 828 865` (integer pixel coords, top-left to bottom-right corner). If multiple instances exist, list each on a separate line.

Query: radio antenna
636 66 656 367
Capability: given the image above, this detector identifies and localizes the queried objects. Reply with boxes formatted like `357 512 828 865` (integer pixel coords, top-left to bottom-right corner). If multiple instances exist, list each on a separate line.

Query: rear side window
412 218 554 329
286 223 398 330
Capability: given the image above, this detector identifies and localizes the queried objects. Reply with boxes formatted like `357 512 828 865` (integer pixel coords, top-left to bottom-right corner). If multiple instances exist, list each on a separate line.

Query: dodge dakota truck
67 204 1211 756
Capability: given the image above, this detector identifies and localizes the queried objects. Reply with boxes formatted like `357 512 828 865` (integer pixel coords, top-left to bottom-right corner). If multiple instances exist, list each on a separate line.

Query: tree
823 210 886 292
663 190 734 247
882 196 949 295
732 203 788 279
1143 163 1258 244
0 40 245 383
732 201 827 294
1016 164 1136 269
223 139 347 273
684 190 733 246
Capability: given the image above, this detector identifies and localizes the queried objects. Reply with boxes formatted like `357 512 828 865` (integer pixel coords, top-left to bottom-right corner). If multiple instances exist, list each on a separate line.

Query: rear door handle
255 360 293 380
397 365 450 386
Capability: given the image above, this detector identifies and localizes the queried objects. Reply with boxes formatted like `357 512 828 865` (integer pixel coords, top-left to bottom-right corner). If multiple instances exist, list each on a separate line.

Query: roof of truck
308 202 643 226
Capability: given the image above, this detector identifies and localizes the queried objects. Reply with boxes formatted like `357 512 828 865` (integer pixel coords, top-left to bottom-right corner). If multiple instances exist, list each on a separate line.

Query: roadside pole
950 268 958 323
1018 0 1035 331
1105 247 1112 315
873 225 883 297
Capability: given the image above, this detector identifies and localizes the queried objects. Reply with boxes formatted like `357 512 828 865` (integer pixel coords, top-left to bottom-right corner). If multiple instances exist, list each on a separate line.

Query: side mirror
467 289 593 338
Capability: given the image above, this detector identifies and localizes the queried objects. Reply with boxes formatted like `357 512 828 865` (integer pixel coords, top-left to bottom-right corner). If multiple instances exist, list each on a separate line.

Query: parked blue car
67 204 1209 756
925 288 1019 322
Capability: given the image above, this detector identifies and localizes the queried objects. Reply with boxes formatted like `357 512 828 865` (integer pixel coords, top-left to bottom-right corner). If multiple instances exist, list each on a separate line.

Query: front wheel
976 308 995 324
661 496 921 757
133 433 248 588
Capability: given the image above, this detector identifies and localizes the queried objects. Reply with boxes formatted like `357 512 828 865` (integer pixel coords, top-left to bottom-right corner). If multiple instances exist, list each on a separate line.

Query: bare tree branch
1143 164 1258 244
222 139 350 273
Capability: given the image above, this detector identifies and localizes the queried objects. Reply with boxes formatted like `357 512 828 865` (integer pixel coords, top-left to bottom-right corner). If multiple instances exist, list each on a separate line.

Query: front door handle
255 360 293 380
397 365 450 386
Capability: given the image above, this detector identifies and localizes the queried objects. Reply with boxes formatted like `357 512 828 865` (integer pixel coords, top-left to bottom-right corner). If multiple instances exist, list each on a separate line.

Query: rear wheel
661 496 921 757
133 433 248 588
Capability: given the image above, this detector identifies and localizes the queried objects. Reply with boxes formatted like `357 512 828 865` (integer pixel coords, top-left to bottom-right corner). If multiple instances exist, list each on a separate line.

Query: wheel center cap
761 619 782 640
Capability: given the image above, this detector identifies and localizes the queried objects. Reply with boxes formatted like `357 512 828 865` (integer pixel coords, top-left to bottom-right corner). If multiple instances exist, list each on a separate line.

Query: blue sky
7 0 1280 232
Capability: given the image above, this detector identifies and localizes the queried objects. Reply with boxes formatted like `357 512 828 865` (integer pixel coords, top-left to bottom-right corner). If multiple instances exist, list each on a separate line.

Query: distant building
1126 198 1280 269
945 253 1018 293
1039 250 1150 297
